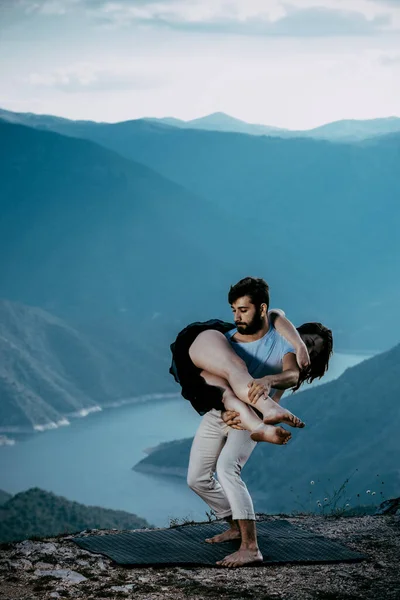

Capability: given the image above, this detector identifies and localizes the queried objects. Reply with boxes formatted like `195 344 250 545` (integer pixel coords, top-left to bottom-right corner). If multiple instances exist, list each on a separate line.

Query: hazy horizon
2 106 400 131
1 0 400 129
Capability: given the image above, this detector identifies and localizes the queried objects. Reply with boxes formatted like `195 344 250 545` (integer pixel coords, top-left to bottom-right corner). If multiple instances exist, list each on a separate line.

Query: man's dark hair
294 322 333 391
228 277 270 310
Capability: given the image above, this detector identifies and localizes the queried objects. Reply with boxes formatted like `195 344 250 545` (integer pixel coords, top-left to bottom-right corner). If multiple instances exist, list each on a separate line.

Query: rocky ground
0 514 399 600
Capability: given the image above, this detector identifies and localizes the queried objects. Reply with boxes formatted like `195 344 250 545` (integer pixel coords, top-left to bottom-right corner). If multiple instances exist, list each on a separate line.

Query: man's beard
236 311 264 335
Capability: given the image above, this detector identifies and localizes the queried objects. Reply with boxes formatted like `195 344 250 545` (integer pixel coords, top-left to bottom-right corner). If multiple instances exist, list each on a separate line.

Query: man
186 277 302 568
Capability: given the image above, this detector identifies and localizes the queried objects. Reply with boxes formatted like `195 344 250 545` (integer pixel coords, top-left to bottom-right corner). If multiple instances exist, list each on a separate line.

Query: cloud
83 2 393 37
18 0 81 14
379 53 400 65
272 6 392 36
12 0 394 37
23 63 166 92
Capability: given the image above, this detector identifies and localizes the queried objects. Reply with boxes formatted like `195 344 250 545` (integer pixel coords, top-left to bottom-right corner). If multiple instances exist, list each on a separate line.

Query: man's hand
295 342 310 370
221 410 244 430
247 377 272 404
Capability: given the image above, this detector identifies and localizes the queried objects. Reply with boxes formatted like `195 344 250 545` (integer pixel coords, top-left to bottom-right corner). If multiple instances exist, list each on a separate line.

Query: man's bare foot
216 547 263 567
250 425 292 445
250 424 291 445
205 527 241 544
259 395 305 428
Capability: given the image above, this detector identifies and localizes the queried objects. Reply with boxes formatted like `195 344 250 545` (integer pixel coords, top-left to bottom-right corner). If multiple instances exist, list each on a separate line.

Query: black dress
169 319 236 415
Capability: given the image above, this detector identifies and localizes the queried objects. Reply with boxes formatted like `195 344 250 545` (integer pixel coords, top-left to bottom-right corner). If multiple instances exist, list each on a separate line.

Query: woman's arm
268 309 310 369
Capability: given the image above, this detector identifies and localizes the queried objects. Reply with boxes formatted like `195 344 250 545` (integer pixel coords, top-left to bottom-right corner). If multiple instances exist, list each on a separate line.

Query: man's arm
247 352 299 404
265 352 300 389
269 309 310 370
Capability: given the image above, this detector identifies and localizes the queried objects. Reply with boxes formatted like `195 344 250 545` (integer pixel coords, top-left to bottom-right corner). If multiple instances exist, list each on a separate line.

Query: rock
35 561 57 569
374 498 400 515
97 558 107 571
110 584 135 593
75 559 90 567
0 559 11 572
17 540 57 556
1 515 399 600
7 558 33 571
34 568 87 584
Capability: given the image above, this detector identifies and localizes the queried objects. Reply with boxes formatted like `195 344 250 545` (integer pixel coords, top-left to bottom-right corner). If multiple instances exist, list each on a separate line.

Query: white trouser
187 408 257 520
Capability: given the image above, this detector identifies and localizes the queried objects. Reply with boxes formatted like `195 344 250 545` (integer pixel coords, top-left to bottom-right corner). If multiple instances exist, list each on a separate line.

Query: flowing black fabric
169 319 236 415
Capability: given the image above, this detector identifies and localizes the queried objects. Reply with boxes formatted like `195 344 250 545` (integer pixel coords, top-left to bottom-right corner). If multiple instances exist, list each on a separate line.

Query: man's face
231 296 265 335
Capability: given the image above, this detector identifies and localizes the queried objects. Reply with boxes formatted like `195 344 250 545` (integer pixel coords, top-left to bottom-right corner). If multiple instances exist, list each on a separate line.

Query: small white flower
366 490 371 494
310 481 315 485
324 498 328 502
345 503 350 507
372 492 376 496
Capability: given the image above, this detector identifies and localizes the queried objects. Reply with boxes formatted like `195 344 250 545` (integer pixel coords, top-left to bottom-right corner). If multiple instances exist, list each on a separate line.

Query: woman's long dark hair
293 322 333 392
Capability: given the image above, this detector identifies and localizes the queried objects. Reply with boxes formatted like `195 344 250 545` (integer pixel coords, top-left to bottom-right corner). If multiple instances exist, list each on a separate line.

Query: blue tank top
224 321 295 381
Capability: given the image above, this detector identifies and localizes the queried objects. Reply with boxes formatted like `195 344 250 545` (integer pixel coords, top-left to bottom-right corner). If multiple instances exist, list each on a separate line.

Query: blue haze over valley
0 0 399 536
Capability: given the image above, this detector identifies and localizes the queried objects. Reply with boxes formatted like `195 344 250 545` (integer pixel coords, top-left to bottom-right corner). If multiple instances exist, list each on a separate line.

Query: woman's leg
201 371 291 445
189 330 303 428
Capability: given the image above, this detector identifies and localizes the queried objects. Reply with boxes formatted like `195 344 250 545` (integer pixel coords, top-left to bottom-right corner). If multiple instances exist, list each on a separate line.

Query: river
0 352 371 527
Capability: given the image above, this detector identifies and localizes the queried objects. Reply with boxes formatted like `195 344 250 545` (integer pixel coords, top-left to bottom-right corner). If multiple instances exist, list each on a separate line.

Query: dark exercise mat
72 520 366 567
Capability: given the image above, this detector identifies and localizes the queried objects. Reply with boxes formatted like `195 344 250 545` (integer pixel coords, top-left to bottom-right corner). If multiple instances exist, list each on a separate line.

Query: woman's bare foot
216 547 263 567
250 424 291 444
259 395 305 428
205 527 241 544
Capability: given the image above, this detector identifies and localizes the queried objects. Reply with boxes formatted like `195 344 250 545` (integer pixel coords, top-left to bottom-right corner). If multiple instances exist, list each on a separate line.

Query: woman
170 310 333 445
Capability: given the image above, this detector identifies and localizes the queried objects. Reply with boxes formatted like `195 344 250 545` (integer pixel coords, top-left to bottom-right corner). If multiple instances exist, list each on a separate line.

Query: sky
0 0 399 129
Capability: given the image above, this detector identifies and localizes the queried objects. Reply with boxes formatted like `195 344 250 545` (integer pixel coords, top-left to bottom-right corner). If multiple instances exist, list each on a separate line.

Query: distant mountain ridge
2 116 400 351
2 107 400 141
0 487 151 543
0 119 240 427
0 299 177 433
0 490 12 506
1 111 399 429
144 112 289 137
0 118 234 322
29 109 397 351
144 112 400 141
133 341 400 513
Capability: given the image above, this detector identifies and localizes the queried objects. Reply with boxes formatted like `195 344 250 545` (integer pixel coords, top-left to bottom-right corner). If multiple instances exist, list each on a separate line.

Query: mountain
0 490 12 506
0 107 105 130
145 112 289 136
134 438 193 478
0 119 239 324
2 115 400 353
133 342 400 514
3 107 400 141
35 114 397 352
147 114 400 141
0 300 177 433
1 120 256 427
307 116 400 141
0 487 150 542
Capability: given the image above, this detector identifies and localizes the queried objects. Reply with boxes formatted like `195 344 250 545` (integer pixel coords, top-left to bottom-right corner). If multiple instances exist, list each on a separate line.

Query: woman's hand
247 378 272 404
296 342 310 370
221 410 244 430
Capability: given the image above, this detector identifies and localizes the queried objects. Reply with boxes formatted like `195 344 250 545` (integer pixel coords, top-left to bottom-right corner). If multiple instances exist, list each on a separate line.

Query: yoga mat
72 520 366 566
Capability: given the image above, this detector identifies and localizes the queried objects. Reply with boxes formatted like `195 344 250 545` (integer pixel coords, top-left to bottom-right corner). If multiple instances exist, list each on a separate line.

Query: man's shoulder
269 323 295 353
